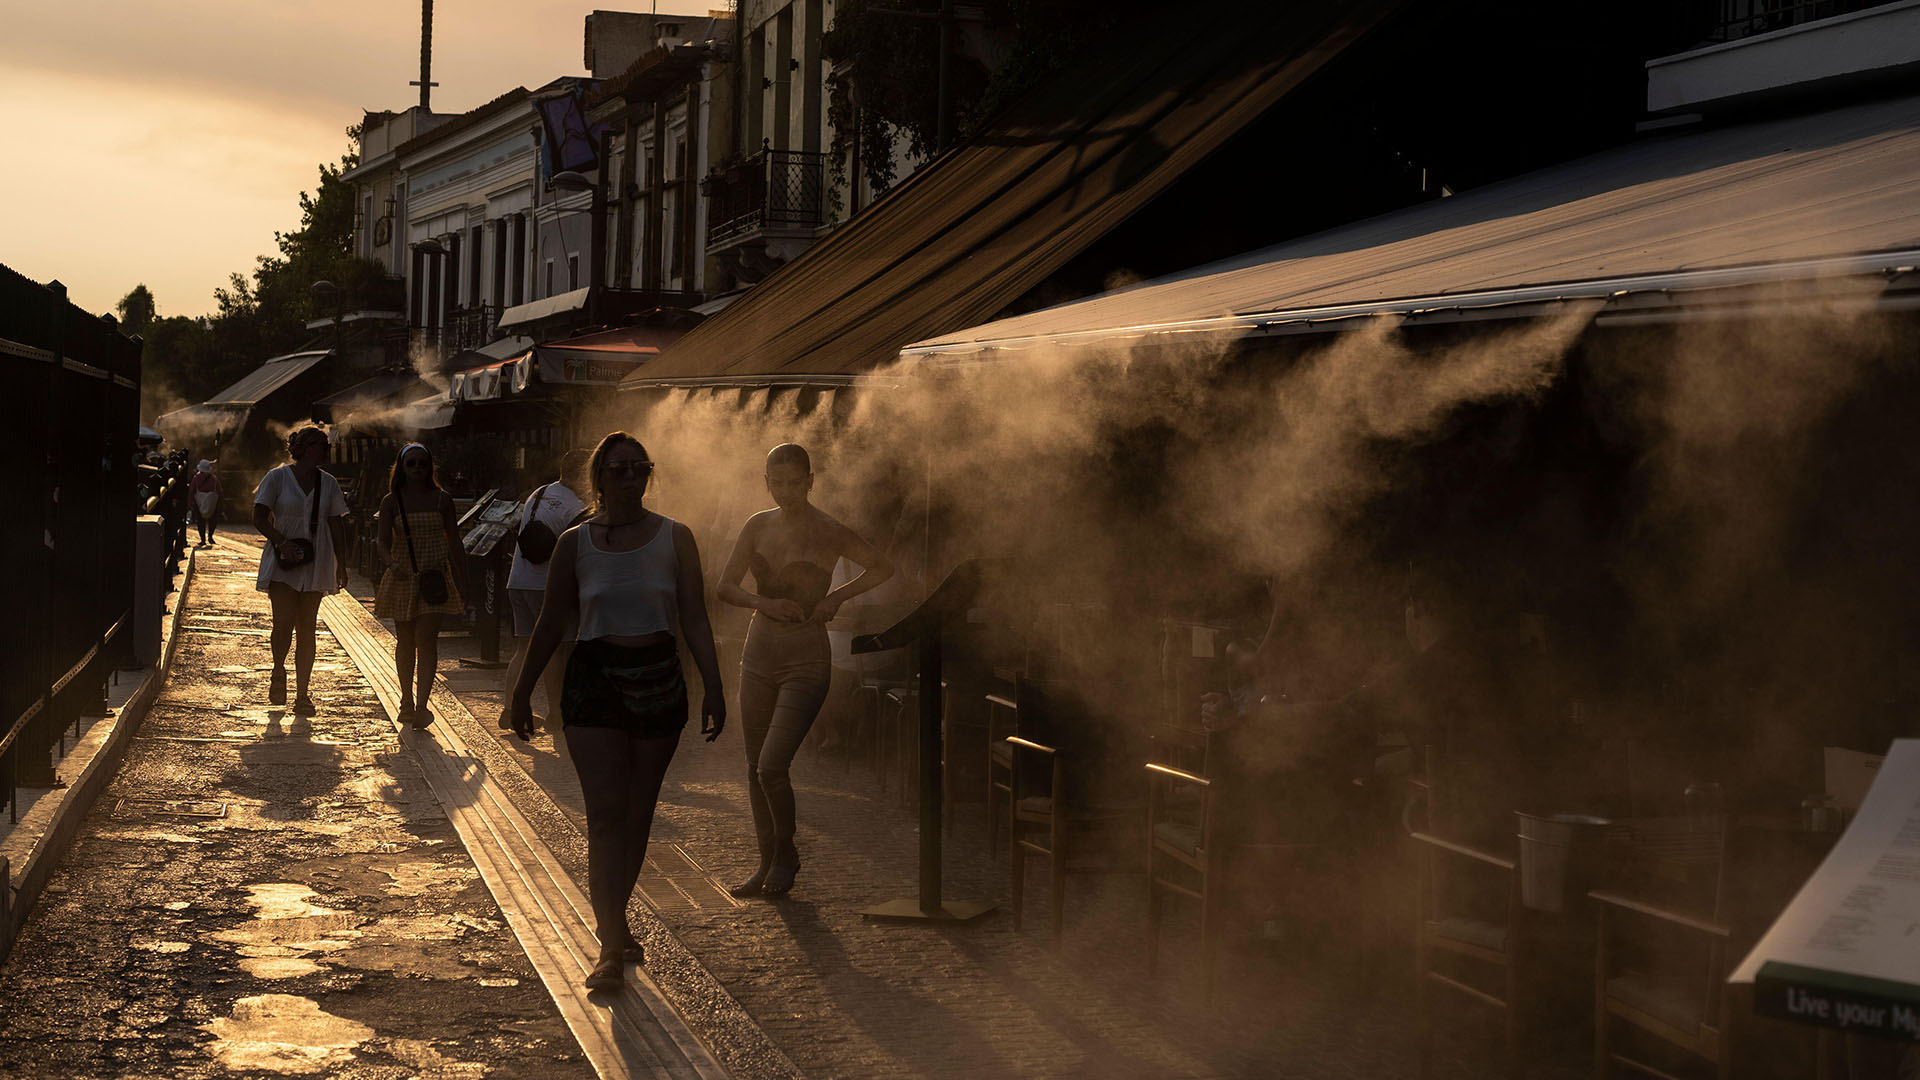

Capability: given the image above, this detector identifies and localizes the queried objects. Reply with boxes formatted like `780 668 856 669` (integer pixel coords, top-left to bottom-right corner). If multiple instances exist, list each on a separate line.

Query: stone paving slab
0 536 592 1079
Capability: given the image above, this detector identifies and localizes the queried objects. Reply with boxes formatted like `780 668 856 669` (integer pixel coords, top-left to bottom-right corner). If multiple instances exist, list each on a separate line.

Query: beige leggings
739 616 831 858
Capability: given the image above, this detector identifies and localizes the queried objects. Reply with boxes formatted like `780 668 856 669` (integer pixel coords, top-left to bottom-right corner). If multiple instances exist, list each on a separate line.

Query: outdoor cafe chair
985 692 1017 854
1409 748 1526 1080
1590 888 1730 1079
1144 759 1222 993
1591 818 1834 1080
1006 678 1143 949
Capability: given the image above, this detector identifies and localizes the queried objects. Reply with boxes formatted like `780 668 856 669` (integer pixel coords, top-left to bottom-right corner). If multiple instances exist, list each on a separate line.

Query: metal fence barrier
0 264 147 824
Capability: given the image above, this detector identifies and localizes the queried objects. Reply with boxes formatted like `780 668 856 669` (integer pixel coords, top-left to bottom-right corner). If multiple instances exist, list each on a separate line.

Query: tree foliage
137 125 391 416
821 0 1156 199
115 284 156 337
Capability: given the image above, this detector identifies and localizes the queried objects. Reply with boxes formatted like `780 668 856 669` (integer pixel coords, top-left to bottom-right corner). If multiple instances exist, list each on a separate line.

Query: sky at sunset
0 0 630 320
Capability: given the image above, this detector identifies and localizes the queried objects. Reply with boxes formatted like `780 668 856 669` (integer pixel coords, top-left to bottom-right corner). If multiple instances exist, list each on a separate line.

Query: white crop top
575 515 680 640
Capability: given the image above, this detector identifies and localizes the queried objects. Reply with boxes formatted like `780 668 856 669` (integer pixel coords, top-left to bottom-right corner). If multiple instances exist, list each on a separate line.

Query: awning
401 393 458 431
620 0 1390 388
156 349 333 441
450 354 531 402
498 287 591 329
905 92 1920 357
312 372 433 424
532 324 678 385
205 350 331 406
445 335 536 370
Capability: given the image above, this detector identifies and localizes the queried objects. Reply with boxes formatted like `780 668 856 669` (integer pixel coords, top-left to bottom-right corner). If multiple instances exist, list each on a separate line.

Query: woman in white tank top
508 432 726 993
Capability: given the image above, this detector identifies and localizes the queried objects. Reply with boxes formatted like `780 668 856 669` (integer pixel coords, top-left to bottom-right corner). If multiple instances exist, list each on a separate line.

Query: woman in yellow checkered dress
376 444 469 728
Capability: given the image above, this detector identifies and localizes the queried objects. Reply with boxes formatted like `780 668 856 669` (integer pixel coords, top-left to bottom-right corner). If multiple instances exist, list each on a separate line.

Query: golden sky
0 0 625 320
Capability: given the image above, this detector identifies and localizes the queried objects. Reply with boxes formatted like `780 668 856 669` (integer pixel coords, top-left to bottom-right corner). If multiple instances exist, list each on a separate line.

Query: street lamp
551 169 604 323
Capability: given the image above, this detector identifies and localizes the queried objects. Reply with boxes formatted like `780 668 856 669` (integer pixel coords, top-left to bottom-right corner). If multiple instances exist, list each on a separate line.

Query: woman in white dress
251 425 350 714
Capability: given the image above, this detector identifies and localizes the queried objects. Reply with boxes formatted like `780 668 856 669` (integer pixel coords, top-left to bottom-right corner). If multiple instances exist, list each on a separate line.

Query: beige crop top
575 515 680 640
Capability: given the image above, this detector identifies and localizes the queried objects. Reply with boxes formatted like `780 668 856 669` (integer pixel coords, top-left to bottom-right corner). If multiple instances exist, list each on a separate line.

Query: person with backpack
500 449 592 739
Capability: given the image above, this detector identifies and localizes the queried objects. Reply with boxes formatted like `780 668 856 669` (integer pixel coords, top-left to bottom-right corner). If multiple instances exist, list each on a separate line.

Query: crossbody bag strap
307 471 323 538
396 489 422 574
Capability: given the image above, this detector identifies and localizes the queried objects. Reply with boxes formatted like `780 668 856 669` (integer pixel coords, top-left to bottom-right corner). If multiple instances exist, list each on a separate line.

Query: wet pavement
0 525 1594 1079
0 539 591 1078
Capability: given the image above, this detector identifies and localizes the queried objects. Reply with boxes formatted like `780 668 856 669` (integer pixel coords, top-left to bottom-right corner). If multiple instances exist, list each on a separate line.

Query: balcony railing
446 304 497 353
704 149 826 247
1706 0 1900 41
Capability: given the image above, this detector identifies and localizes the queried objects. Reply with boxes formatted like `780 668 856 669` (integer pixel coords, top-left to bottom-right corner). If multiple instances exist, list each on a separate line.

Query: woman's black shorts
562 638 688 738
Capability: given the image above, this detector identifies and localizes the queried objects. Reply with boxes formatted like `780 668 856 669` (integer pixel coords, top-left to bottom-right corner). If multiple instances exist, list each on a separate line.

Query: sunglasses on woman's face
603 461 652 478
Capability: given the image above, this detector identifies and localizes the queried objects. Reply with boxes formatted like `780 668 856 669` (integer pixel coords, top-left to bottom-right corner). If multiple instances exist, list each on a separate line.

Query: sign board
1732 739 1920 1041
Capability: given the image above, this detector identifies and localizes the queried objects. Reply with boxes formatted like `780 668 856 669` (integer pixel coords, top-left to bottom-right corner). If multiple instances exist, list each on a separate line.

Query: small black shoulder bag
397 490 450 606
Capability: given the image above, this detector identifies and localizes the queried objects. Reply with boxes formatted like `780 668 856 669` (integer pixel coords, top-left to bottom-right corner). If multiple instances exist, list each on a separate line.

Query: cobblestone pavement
0 539 592 1079
423 585 1594 1080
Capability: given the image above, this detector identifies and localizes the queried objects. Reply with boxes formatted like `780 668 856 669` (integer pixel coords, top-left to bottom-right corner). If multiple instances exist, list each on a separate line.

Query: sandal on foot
292 695 316 717
584 958 624 992
622 936 645 964
408 706 434 731
763 860 799 896
268 670 287 706
729 866 771 898
396 703 415 727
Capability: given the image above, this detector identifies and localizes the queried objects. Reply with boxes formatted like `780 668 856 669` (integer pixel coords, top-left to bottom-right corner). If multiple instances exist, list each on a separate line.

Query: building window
446 232 462 324
410 246 425 325
469 225 483 305
492 221 507 307
512 214 527 306
567 254 579 291
544 258 555 299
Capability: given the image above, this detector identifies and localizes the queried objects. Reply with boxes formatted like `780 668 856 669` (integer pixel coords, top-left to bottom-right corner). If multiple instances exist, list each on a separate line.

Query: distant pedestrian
252 426 350 715
717 443 894 897
509 432 725 992
189 459 223 547
375 443 470 730
499 449 593 741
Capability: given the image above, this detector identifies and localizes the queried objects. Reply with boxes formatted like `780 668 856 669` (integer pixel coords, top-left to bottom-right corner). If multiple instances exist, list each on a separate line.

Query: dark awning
156 349 334 439
906 93 1920 356
205 350 331 406
621 0 1391 388
533 324 679 385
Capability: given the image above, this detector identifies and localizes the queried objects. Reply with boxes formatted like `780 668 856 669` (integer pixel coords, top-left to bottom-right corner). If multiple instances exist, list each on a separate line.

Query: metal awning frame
901 251 1920 360
620 371 913 392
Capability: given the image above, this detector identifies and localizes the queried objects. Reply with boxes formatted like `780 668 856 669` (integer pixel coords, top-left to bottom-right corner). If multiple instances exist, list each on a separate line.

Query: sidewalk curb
1 545 198 961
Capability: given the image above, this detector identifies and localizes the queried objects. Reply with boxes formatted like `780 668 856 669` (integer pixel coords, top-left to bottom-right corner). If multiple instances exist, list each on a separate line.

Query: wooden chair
1592 821 1833 1080
1410 747 1525 1080
1591 889 1729 1079
1006 679 1141 949
1144 761 1220 989
985 692 1017 853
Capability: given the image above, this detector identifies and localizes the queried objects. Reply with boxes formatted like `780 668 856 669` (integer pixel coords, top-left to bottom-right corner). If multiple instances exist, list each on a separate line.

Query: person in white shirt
500 449 591 738
250 426 350 715
509 432 725 993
